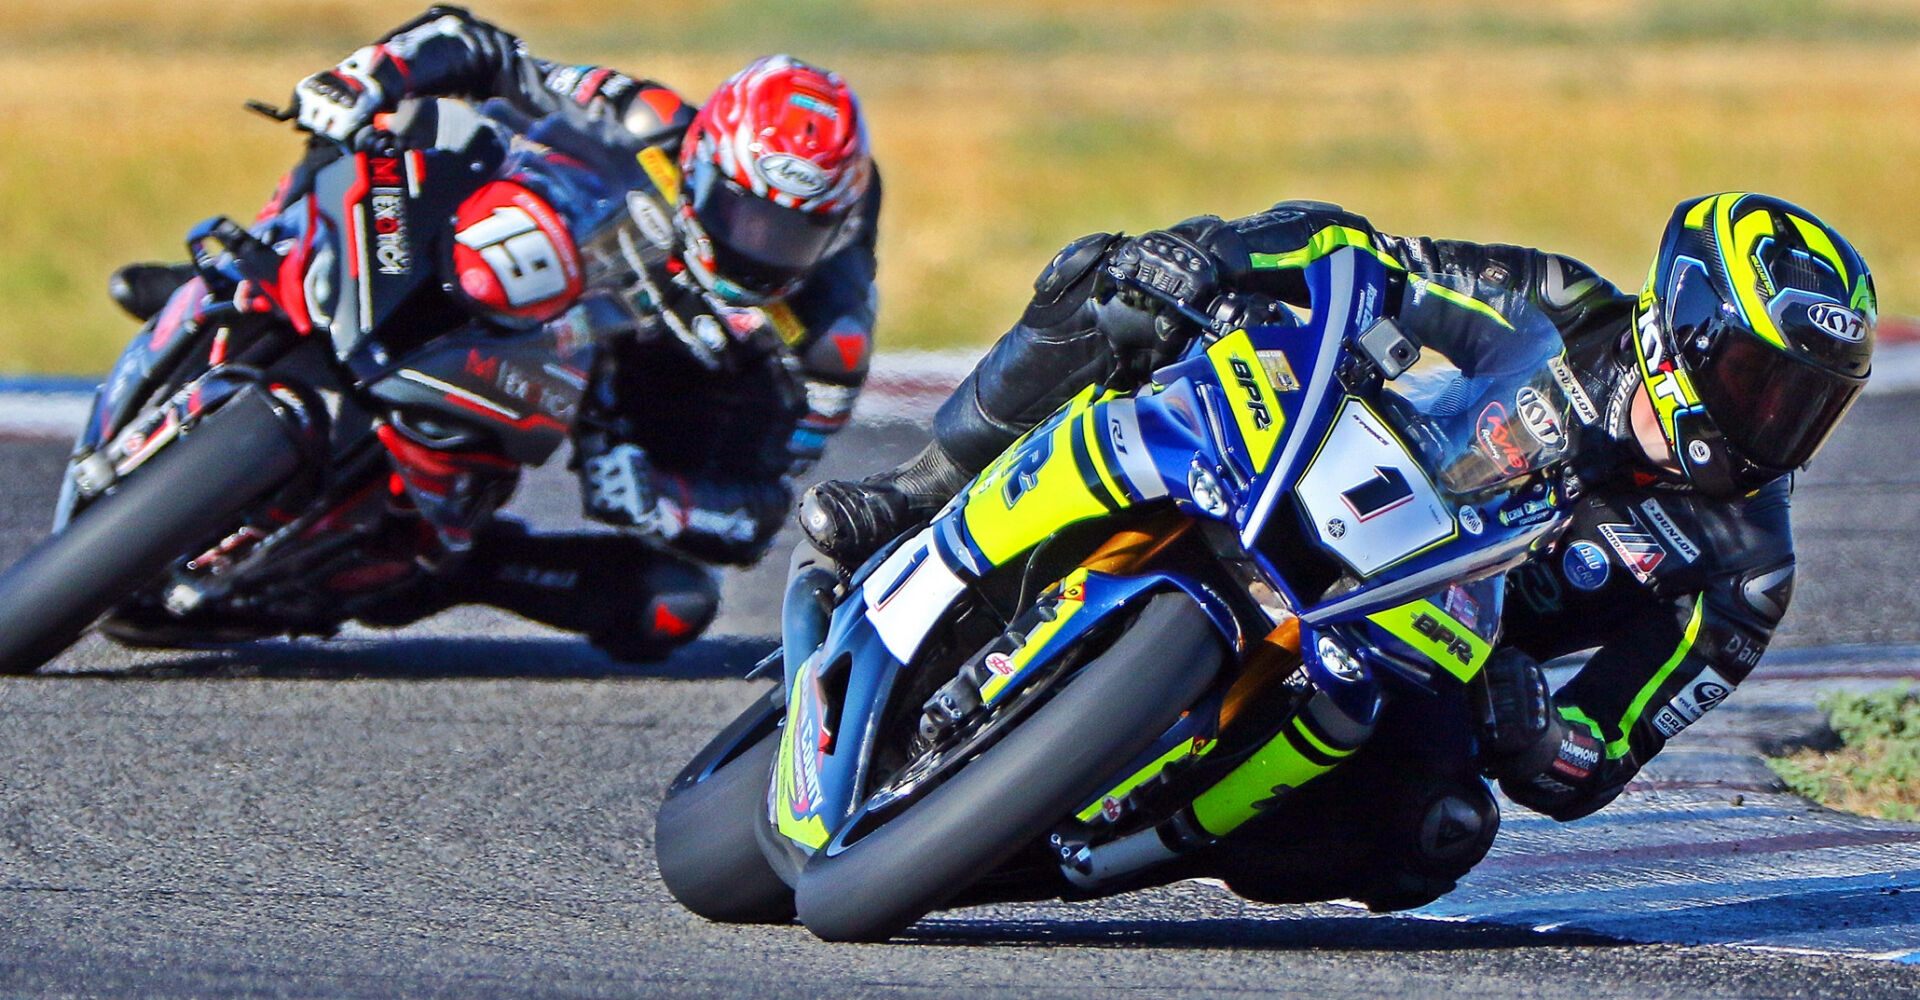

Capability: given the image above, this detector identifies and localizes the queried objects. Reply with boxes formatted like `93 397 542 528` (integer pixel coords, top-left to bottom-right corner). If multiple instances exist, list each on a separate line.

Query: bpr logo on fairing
1229 356 1274 430
1412 612 1475 666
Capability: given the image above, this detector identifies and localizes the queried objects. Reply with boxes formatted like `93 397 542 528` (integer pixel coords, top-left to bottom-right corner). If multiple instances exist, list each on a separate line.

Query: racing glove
579 443 786 566
1095 229 1221 383
581 443 669 534
292 48 389 142
1477 647 1552 759
1478 648 1609 819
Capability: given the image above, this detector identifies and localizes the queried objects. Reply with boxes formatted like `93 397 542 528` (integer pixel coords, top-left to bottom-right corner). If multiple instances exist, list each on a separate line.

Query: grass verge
1768 685 1920 821
4 0 1919 372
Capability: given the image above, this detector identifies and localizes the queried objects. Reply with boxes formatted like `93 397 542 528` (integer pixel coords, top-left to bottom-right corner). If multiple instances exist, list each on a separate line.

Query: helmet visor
690 176 845 295
1684 318 1864 469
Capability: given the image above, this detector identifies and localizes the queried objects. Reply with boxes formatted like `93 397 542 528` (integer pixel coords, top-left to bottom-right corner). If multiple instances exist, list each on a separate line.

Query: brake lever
1104 273 1236 340
244 99 295 123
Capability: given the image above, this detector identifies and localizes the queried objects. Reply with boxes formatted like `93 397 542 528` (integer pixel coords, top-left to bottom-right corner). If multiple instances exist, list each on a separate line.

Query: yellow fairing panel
1365 598 1492 682
1205 329 1287 473
961 386 1129 566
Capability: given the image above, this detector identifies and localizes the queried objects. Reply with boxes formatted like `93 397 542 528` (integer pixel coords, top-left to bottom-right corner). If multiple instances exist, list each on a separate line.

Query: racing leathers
808 200 1792 824
266 8 878 656
318 6 877 565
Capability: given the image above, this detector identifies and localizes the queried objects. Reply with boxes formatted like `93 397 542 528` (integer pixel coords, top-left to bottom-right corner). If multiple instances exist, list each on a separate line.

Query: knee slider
1401 777 1500 881
1022 231 1123 329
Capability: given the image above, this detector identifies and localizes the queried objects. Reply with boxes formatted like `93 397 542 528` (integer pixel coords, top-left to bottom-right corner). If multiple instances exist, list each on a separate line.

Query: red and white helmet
676 55 872 305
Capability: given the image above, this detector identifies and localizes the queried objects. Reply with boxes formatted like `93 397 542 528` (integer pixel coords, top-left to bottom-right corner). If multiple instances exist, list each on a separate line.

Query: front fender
770 563 1241 859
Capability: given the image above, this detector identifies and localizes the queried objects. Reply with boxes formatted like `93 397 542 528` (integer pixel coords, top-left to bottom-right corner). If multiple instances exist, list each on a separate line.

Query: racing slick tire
0 388 307 673
654 692 796 924
794 590 1223 942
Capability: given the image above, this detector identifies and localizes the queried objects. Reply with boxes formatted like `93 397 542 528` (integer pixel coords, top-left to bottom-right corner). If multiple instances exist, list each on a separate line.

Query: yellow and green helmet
1632 193 1875 497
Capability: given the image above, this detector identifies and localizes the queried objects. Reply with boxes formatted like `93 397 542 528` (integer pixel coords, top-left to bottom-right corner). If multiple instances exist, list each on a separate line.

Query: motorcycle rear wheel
794 589 1223 942
0 388 306 673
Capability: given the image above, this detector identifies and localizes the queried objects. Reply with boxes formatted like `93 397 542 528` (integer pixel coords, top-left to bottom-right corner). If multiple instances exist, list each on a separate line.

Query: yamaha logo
1807 302 1867 342
758 153 829 197
1688 439 1712 465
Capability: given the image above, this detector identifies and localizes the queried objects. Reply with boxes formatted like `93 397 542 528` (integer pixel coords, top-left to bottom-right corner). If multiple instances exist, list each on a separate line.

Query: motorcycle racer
800 194 1873 903
113 6 880 660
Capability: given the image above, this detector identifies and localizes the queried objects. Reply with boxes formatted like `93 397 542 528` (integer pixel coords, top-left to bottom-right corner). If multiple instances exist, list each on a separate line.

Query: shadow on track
903 913 1623 952
47 634 779 681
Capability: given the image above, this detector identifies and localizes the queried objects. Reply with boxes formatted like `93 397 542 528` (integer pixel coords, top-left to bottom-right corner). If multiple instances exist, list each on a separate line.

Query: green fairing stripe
1190 720 1346 836
1604 596 1707 760
1248 225 1402 272
1074 737 1213 823
1410 275 1512 329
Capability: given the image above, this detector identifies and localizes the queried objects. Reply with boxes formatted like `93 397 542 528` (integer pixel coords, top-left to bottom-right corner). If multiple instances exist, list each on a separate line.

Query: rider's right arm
1193 201 1633 341
327 7 691 145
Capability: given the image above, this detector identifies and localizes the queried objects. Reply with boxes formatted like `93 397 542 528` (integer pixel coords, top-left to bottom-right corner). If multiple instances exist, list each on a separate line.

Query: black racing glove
1478 648 1612 819
1095 230 1221 382
1477 647 1551 760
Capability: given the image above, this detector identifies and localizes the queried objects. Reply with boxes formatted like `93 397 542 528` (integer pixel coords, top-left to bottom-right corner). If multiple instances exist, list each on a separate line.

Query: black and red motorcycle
0 99 619 672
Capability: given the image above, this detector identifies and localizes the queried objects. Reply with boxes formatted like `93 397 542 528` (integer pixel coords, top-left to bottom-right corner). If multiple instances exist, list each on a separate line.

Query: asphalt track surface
0 393 1918 998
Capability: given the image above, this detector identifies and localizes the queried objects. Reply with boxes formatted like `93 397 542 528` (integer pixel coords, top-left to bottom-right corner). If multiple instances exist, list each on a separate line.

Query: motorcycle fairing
81 277 219 458
366 323 590 466
306 144 501 360
772 545 1241 855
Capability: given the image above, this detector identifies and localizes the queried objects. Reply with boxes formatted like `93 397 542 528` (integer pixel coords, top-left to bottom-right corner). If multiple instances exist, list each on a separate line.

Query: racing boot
451 518 719 662
109 262 198 321
796 236 1132 569
798 437 974 570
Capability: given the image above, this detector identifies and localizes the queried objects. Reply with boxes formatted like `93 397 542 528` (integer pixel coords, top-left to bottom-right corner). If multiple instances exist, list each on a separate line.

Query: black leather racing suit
337 6 879 567
292 7 879 657
932 201 1794 823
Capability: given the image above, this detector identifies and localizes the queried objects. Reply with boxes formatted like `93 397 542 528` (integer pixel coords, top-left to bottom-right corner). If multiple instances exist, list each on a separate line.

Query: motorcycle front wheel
794 589 1224 942
0 387 307 673
653 691 796 924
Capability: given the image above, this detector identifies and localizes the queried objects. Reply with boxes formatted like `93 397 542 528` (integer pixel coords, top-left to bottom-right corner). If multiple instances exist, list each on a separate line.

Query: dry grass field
2 0 1916 372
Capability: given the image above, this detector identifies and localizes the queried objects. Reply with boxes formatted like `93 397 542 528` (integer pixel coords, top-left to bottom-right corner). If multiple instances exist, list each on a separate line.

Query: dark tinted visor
692 176 844 293
1685 319 1864 469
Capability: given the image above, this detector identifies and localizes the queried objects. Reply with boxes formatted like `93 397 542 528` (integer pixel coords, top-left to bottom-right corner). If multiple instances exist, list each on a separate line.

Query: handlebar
1101 270 1247 341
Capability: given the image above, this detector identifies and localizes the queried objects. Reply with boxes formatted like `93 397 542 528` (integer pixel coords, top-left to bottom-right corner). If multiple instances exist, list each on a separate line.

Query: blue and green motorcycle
657 245 1582 941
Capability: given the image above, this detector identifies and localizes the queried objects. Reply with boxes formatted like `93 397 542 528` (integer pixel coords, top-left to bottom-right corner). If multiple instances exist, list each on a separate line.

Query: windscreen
1375 273 1576 495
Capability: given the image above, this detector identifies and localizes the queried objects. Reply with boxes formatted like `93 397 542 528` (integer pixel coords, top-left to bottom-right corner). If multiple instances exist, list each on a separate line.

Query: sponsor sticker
1515 386 1565 447
1476 402 1529 472
370 190 410 275
985 651 1017 677
1598 523 1666 583
1652 669 1736 738
1808 302 1867 342
1637 498 1701 562
626 192 675 248
1688 439 1713 465
758 153 829 198
1562 540 1611 591
1257 349 1301 393
1458 504 1484 535
1548 356 1600 424
1443 584 1481 630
